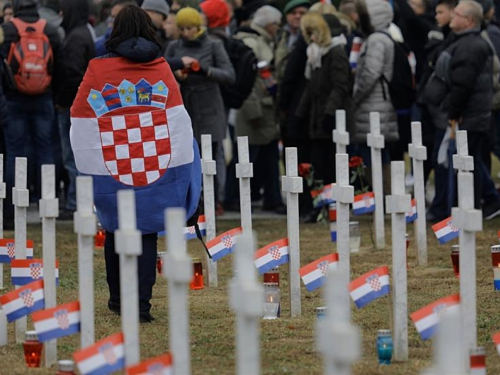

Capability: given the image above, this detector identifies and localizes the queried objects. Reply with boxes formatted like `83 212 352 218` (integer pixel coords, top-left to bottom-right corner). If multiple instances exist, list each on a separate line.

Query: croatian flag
348 266 390 308
329 204 337 242
311 184 334 208
74 332 125 375
206 227 242 261
70 55 201 235
352 192 375 215
11 259 59 286
492 331 500 355
126 353 173 375
32 301 80 342
0 280 44 322
184 215 206 240
0 239 34 263
254 238 289 274
432 217 459 244
410 294 460 340
405 199 417 223
299 253 339 292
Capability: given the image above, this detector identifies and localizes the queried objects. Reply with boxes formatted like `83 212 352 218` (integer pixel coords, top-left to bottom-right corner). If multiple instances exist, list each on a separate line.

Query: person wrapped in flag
70 5 201 323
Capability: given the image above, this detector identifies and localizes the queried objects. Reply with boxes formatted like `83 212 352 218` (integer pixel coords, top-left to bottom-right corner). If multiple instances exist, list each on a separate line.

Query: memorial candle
23 331 43 368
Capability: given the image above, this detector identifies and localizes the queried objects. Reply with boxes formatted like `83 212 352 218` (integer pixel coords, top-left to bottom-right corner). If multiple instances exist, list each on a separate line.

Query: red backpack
7 18 53 95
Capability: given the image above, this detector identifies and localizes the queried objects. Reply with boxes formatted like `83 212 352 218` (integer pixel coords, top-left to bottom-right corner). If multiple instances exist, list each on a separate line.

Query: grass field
1 215 500 374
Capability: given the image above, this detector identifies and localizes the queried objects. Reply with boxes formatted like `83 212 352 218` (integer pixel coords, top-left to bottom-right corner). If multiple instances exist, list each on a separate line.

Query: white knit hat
251 5 282 28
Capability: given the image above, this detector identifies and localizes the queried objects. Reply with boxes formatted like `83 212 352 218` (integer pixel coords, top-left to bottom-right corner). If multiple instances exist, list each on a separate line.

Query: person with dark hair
0 0 63 229
2 3 13 24
56 0 96 219
70 4 201 322
94 0 113 38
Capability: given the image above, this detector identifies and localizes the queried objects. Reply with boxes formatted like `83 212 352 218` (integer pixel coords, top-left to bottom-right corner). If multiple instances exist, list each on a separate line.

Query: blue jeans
5 95 54 204
58 108 77 211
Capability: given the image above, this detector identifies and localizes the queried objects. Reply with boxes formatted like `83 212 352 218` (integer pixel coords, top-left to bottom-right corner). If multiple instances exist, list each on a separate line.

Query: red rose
349 156 363 168
298 163 312 178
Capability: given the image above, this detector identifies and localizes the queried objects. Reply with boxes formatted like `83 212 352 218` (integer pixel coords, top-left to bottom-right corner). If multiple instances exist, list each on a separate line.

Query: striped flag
348 266 390 308
74 332 125 375
299 254 339 292
410 294 460 340
432 217 459 244
184 215 206 240
405 199 417 223
254 238 289 274
0 239 34 263
126 353 173 375
206 227 242 261
352 192 375 215
11 259 59 286
311 184 334 208
32 301 80 342
492 331 500 355
0 280 44 322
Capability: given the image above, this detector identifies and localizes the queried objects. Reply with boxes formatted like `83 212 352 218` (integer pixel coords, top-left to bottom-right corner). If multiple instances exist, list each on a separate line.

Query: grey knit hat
141 0 170 18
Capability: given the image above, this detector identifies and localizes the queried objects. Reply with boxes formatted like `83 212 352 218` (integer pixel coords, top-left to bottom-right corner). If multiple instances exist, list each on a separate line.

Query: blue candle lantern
316 307 327 321
376 329 393 365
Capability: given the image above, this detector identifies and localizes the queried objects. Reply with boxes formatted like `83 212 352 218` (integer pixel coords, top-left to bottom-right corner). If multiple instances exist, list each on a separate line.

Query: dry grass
1 216 500 375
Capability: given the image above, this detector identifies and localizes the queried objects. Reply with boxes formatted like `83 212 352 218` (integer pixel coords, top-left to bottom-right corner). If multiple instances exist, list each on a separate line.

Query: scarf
305 34 348 79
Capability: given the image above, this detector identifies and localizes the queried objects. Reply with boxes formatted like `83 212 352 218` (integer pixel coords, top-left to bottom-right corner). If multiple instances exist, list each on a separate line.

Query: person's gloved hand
322 114 336 134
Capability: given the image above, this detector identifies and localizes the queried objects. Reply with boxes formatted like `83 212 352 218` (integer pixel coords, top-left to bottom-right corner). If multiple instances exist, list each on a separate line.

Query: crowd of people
1 0 500 231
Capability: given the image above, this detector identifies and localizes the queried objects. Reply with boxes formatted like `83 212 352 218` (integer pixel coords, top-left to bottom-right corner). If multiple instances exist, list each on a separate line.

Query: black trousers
104 232 158 314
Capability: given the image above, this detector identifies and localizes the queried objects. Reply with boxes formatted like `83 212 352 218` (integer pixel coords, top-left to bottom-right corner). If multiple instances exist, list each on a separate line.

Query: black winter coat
57 0 95 108
0 2 63 97
297 44 354 140
278 34 308 140
445 29 493 133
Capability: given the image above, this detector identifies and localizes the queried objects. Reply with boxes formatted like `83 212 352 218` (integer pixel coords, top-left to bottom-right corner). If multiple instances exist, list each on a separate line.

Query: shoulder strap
12 18 47 34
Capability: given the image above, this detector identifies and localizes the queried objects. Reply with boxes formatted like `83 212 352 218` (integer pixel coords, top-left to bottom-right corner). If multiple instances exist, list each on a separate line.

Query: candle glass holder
263 283 280 320
56 360 76 375
94 228 105 249
156 252 165 275
491 245 500 268
316 306 327 321
23 331 43 368
349 221 361 253
451 245 460 278
470 347 486 372
376 329 393 365
190 258 204 290
263 267 280 286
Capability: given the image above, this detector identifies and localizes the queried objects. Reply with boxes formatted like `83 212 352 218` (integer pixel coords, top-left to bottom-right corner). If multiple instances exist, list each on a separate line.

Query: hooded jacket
0 0 63 97
353 0 398 142
56 0 96 108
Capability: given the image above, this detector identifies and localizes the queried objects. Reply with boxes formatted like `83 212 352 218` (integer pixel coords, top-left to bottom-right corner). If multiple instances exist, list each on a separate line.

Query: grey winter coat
165 30 235 143
234 24 280 145
353 0 398 142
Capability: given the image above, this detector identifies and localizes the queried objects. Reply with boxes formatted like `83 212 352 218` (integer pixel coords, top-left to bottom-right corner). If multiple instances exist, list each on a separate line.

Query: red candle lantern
157 252 165 275
263 267 280 286
406 234 410 269
190 258 204 290
94 228 106 249
491 245 500 268
451 245 460 278
23 331 43 368
470 347 486 374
